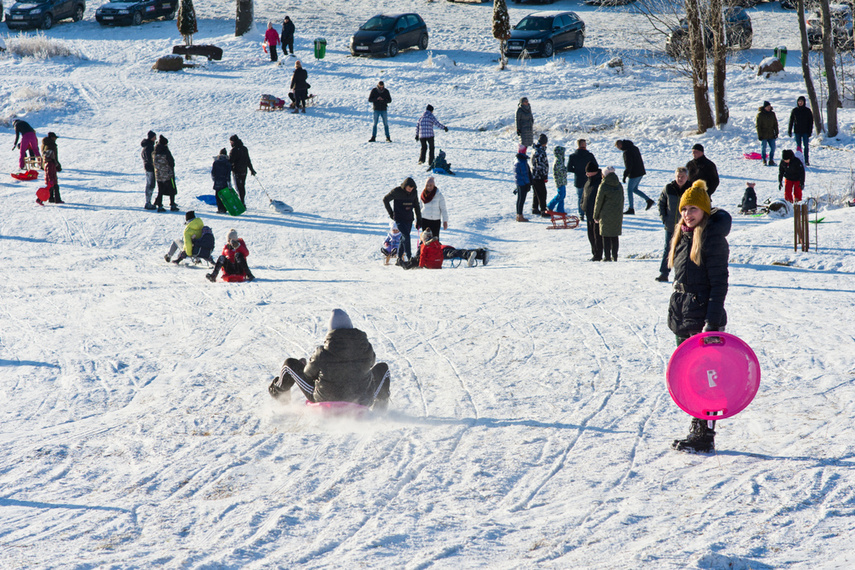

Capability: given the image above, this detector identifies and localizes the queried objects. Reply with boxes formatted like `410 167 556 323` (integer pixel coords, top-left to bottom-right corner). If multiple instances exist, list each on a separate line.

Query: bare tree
819 0 840 136
493 0 511 70
797 0 824 133
709 0 728 126
686 0 714 132
235 0 252 37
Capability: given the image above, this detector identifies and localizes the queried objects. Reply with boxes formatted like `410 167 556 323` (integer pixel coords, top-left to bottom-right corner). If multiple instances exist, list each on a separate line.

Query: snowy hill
2 0 855 567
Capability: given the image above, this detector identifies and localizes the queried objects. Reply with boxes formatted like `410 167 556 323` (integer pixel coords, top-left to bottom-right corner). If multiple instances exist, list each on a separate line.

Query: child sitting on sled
428 149 454 176
165 211 215 265
381 221 401 264
268 309 391 410
403 228 489 269
206 228 255 282
739 182 758 214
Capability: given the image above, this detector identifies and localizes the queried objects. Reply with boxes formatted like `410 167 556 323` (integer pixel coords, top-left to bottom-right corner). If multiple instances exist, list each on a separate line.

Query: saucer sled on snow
36 186 50 202
666 332 760 420
12 170 38 181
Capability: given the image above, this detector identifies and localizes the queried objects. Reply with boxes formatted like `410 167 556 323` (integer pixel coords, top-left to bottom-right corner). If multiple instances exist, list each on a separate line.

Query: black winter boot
672 418 716 453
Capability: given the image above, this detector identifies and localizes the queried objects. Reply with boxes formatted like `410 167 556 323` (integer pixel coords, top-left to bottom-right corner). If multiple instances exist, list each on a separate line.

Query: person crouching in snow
778 149 805 203
207 229 255 282
381 221 402 263
12 119 40 172
40 132 63 204
668 180 732 453
410 228 489 269
268 309 391 410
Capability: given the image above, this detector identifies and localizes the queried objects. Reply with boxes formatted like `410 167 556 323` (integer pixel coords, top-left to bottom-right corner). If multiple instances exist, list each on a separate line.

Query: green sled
217 186 246 216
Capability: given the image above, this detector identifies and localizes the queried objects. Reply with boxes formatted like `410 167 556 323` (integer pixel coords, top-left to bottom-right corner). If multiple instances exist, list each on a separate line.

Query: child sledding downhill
164 211 216 266
206 229 256 282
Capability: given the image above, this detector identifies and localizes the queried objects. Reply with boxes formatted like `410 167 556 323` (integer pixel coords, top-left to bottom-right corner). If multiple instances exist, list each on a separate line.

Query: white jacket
420 190 448 222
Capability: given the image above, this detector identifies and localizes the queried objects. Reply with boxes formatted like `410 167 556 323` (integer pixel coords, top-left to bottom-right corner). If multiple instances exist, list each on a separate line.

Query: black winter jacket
618 140 646 181
141 138 155 172
229 141 255 177
291 67 309 91
581 171 603 219
383 186 422 225
668 208 731 336
788 105 814 136
778 158 805 186
281 19 295 41
369 87 392 111
211 155 232 190
658 181 683 233
305 328 377 404
685 154 720 196
566 148 598 189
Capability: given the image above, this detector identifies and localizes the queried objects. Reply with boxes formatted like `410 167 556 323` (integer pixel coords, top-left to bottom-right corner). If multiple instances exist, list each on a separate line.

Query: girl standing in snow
547 145 567 213
514 145 531 222
264 22 280 62
419 177 448 239
40 132 63 204
592 166 624 262
668 180 732 453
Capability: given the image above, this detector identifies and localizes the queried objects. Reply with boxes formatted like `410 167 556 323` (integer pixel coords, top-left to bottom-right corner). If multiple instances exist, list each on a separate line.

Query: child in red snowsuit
410 228 489 269
206 229 255 282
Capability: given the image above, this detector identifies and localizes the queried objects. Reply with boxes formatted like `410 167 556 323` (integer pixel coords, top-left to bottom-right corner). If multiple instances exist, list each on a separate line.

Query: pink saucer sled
666 332 760 420
304 400 370 417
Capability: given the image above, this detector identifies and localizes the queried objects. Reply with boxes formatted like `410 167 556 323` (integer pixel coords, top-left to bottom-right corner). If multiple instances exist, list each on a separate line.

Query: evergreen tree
492 0 511 70
177 0 197 46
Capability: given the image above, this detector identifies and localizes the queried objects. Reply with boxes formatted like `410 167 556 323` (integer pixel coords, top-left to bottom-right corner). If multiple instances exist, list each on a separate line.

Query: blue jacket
514 153 531 186
211 155 232 190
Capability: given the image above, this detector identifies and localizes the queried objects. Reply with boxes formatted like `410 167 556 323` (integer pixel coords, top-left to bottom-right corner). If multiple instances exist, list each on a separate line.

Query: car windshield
361 16 396 32
515 17 551 32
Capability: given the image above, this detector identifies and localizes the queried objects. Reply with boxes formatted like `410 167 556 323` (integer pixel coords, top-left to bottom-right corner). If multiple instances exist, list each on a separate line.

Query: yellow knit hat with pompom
679 180 711 215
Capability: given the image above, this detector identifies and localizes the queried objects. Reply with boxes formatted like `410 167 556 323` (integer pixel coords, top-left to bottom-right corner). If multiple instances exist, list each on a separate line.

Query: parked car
665 7 752 57
350 13 428 57
512 0 557 4
504 11 585 58
96 0 176 26
5 0 84 29
806 4 853 49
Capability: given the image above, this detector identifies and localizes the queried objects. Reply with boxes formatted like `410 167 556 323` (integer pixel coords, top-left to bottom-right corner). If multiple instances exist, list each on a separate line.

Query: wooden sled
545 210 580 229
25 156 43 171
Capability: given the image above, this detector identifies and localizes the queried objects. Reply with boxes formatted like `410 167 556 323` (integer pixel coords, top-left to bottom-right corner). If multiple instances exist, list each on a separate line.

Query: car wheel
542 40 553 57
418 33 429 50
575 32 584 49
73 5 84 21
132 10 142 25
41 13 53 29
387 41 398 57
164 9 175 20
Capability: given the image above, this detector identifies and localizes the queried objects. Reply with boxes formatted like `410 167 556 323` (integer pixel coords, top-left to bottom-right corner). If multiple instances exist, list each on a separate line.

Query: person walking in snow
593 166 624 262
415 105 448 166
39 132 63 204
281 15 296 56
668 180 731 453
164 210 209 264
547 145 567 214
514 145 532 222
615 139 654 215
581 162 603 261
153 135 178 212
656 166 688 283
207 228 256 282
530 134 549 217
141 130 157 210
228 134 256 206
290 60 309 113
788 96 813 166
756 101 779 166
211 148 232 214
566 139 598 221
368 81 392 142
778 149 806 203
684 143 719 196
419 176 448 239
515 97 534 148
268 309 391 410
383 176 422 266
264 21 280 62
12 119 39 172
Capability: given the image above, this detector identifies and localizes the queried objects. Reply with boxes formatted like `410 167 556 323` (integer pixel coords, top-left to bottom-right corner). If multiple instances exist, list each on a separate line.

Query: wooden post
794 202 810 252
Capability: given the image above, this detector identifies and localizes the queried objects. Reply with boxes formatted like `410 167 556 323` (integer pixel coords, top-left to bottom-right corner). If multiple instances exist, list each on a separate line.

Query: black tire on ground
387 41 398 57
419 33 429 50
164 9 175 20
73 5 84 21
575 32 584 49
41 13 53 29
543 40 553 57
132 10 142 25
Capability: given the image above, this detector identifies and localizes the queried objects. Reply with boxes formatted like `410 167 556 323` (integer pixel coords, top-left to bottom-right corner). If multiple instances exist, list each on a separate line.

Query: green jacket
553 146 567 187
756 107 779 140
183 217 204 255
593 172 624 237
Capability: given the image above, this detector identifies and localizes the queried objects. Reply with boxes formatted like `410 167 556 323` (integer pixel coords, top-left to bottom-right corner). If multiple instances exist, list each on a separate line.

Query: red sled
304 400 370 417
36 186 50 202
545 210 580 229
743 152 762 160
221 273 246 283
12 170 38 181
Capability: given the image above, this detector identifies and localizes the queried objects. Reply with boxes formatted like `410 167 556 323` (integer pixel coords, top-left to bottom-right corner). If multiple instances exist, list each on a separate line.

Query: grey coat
593 172 624 237
304 328 377 404
515 102 534 147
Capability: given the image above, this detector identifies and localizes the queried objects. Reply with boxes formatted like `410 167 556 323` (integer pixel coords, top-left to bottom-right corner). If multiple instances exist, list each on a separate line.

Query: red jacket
419 239 444 269
264 28 280 47
223 239 249 263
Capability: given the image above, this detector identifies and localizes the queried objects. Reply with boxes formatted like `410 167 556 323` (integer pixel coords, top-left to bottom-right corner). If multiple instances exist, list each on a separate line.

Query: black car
505 11 585 58
96 0 176 26
5 0 84 29
665 7 752 57
350 13 428 57
806 4 853 49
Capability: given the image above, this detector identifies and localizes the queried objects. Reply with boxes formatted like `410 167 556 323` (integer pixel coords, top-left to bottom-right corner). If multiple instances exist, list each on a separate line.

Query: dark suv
96 0 176 26
350 13 428 57
505 11 585 58
806 5 853 50
5 0 84 29
665 7 752 57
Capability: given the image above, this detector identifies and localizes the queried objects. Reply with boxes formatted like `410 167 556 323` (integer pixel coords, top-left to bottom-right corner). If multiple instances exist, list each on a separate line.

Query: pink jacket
265 28 280 47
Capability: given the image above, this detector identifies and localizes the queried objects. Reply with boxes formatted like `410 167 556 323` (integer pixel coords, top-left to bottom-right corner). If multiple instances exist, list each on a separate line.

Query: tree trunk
709 0 728 126
686 0 714 132
499 39 507 70
235 0 252 37
798 0 824 133
820 0 839 136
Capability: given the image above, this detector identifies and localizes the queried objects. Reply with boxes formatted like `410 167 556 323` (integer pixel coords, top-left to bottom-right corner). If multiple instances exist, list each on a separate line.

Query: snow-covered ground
2 0 855 567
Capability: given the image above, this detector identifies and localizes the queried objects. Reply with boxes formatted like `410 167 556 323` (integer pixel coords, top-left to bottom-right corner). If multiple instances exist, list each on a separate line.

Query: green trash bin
774 46 787 67
314 38 327 60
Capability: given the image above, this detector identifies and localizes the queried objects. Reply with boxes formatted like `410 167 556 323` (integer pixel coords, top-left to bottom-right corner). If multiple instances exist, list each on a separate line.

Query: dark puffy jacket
581 170 603 219
668 208 731 336
153 143 174 183
756 107 779 140
618 140 646 181
531 143 549 179
229 140 255 176
685 154 720 196
211 155 232 190
369 87 392 111
305 328 377 404
383 186 422 225
281 19 295 41
778 157 805 186
141 138 155 172
658 180 683 233
566 148 597 189
291 67 309 91
788 105 814 136
514 153 531 186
